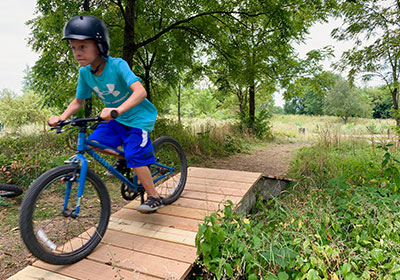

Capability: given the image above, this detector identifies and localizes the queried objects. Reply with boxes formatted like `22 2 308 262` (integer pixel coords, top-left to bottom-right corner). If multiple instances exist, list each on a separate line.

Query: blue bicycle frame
64 130 174 217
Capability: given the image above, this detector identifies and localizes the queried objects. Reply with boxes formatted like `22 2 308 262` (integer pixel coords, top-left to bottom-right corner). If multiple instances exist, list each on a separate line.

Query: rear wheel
0 184 23 197
19 165 110 265
150 136 187 204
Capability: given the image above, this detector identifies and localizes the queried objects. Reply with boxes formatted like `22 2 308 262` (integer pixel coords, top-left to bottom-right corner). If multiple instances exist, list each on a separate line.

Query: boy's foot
137 196 164 213
106 159 126 177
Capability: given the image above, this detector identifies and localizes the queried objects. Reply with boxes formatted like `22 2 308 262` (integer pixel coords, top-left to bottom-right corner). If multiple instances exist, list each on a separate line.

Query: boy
48 15 162 213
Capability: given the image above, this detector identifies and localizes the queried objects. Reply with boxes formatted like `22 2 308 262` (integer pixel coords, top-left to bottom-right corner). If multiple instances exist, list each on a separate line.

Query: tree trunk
392 86 399 126
122 0 137 68
144 67 151 102
178 81 181 124
83 0 92 117
249 83 255 128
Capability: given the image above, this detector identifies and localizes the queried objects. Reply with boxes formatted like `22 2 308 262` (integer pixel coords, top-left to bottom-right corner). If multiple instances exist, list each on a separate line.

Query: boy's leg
132 166 159 198
122 126 162 212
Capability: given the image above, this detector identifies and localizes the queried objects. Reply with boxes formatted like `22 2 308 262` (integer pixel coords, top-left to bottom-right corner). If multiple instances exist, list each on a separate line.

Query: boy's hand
48 116 62 127
100 108 118 121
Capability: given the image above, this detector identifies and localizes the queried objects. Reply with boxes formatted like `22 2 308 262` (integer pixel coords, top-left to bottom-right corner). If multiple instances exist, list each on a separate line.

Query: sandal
136 196 164 213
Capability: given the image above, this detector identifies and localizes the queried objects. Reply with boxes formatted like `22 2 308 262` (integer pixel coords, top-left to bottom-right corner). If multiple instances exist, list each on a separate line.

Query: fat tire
0 184 23 197
19 165 110 265
152 136 187 204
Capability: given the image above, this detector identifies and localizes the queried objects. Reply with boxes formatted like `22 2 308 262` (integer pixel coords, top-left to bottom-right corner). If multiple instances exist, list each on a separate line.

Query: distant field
271 114 396 141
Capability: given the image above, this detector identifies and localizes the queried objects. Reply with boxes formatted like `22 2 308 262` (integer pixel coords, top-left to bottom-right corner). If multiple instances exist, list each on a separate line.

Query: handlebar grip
110 110 119 119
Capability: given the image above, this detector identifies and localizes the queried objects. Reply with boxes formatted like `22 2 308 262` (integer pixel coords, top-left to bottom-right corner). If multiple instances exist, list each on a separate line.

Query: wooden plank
185 182 248 196
186 177 255 190
125 200 210 220
87 242 192 279
111 208 201 232
109 217 197 246
7 266 77 280
181 189 242 203
188 167 262 183
101 229 198 263
78 228 198 263
34 259 162 280
172 197 237 212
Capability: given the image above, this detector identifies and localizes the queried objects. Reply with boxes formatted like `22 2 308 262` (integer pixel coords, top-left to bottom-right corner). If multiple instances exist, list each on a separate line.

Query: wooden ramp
9 167 262 280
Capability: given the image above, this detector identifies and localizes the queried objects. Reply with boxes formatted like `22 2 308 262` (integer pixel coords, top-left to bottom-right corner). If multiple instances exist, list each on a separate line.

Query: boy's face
69 39 100 67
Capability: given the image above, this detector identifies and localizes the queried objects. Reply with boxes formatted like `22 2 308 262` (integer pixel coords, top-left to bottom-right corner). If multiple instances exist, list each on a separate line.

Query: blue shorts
88 120 156 168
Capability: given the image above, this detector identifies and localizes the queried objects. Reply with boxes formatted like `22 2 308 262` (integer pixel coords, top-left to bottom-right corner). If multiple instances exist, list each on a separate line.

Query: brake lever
89 117 106 130
50 127 65 134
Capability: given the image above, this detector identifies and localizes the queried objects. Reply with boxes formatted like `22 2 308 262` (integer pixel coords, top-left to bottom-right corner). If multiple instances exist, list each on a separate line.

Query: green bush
0 118 249 188
0 133 69 187
195 139 400 279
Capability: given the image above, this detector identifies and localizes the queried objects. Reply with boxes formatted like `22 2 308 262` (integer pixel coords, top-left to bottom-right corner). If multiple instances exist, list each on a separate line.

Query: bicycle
19 112 187 265
0 184 23 198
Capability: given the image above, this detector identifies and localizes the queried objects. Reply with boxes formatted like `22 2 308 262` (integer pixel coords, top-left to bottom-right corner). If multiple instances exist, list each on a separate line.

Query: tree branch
135 11 269 50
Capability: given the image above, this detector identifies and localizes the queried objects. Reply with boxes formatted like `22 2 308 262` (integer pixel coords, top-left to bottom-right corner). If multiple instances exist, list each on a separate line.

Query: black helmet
62 15 110 57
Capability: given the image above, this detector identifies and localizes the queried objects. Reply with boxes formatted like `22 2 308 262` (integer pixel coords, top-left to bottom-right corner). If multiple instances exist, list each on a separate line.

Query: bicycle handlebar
51 110 119 134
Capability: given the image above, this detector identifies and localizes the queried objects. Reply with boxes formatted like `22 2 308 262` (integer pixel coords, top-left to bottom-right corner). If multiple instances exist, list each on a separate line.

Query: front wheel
19 165 110 265
151 136 187 204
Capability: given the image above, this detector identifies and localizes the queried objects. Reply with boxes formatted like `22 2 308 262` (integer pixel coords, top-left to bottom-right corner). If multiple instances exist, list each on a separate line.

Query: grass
195 115 400 280
270 114 395 142
1 114 399 279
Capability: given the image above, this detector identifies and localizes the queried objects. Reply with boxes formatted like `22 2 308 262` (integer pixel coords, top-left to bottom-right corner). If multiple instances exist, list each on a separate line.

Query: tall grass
271 114 395 143
0 117 249 188
195 121 400 279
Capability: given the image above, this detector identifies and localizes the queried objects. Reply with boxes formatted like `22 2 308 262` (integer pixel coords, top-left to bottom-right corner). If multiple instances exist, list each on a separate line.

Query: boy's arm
100 81 147 121
48 98 85 126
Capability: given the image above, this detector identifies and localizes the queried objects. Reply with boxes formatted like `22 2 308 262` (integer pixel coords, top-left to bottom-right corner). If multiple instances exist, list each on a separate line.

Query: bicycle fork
62 153 88 218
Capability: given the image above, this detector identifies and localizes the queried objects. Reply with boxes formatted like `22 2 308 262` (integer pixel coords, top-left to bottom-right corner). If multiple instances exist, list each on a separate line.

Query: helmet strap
90 57 106 75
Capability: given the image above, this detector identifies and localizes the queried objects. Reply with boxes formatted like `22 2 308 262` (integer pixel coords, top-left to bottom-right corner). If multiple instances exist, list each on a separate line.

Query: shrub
195 139 400 279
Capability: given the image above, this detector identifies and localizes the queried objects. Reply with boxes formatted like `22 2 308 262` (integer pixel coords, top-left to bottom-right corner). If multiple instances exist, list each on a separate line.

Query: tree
27 0 294 113
332 0 400 125
283 71 337 115
207 1 337 130
324 77 373 123
0 90 53 129
365 86 393 119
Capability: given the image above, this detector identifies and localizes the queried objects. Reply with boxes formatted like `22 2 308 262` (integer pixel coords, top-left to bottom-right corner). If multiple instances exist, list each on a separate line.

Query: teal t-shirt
76 57 157 132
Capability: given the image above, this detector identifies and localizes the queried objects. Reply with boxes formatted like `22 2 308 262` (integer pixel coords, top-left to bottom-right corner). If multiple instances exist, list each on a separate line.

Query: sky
0 2 382 107
0 0 39 93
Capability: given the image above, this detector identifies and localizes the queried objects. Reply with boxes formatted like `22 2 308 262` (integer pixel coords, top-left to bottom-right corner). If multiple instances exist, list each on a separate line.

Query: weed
195 136 400 279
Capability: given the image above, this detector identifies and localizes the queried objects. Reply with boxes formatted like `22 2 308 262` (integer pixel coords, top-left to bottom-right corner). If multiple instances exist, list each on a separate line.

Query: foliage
166 88 226 119
283 71 339 116
0 90 53 129
195 137 400 279
0 133 68 187
284 91 325 115
364 86 393 119
0 115 250 188
332 0 400 125
26 0 339 133
323 77 373 123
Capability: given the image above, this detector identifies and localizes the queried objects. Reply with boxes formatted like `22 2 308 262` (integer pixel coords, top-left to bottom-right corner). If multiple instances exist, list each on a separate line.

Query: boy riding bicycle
48 15 162 213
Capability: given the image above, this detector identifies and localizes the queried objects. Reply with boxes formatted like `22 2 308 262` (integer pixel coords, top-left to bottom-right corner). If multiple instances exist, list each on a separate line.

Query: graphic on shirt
93 84 120 100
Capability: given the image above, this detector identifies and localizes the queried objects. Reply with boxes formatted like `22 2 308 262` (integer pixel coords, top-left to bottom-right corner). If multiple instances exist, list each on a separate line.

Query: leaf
306 269 321 280
278 271 289 280
225 263 233 278
332 272 339 280
342 263 352 275
249 274 258 280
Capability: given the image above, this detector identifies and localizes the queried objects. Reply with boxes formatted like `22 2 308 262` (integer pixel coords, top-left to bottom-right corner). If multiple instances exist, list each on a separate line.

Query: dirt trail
205 141 308 177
